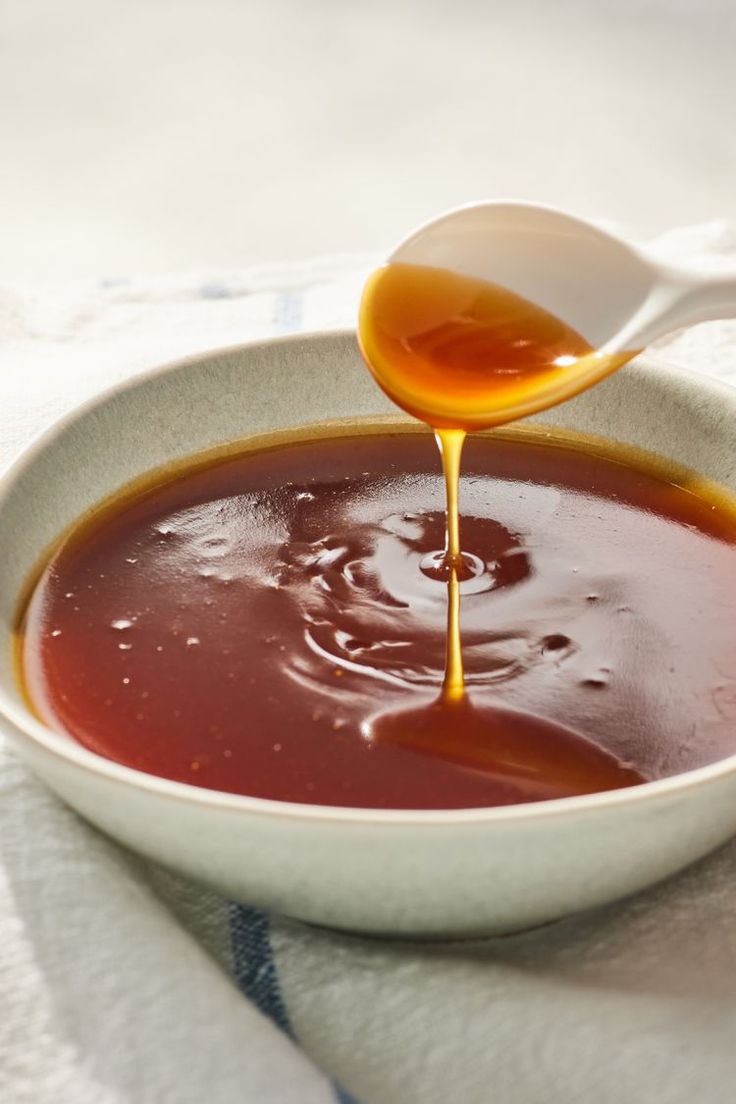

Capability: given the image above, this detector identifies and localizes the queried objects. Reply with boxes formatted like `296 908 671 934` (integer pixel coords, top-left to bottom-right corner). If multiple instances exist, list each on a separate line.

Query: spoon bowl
390 201 655 350
392 201 736 348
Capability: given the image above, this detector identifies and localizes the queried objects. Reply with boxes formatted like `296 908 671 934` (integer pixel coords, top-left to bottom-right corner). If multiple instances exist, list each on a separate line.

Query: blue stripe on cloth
275 288 304 334
229 904 292 1035
229 283 361 1103
228 905 362 1103
333 1087 362 1104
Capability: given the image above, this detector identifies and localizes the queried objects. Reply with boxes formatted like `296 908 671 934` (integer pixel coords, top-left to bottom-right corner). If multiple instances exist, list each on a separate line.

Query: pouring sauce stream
359 260 637 752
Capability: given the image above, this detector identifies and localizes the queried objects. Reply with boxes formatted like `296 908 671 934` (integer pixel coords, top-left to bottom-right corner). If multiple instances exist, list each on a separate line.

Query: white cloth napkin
1 228 736 1104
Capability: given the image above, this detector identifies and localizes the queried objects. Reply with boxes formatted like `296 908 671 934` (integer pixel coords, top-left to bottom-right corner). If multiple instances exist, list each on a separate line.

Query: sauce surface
19 427 736 809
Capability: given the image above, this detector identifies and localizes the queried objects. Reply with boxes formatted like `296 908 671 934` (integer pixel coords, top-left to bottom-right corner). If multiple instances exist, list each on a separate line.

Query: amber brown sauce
18 428 736 809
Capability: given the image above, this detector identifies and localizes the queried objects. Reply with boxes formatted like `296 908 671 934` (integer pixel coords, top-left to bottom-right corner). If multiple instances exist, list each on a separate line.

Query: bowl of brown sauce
2 331 736 936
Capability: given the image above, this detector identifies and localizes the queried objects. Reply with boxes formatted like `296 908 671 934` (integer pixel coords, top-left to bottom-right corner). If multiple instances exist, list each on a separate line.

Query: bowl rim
3 328 736 827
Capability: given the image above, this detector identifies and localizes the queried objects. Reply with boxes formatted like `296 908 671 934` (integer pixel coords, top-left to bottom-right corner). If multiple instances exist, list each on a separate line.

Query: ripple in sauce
18 427 736 808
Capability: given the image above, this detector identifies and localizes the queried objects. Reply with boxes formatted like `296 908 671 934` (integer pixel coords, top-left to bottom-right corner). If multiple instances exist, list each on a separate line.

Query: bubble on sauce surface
540 633 576 661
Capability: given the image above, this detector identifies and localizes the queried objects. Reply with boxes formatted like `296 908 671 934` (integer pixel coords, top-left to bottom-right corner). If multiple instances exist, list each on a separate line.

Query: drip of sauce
358 261 636 754
436 427 465 702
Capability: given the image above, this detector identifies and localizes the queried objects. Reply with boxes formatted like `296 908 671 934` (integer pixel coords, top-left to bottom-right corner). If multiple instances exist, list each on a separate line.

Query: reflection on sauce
370 697 644 801
18 429 736 808
358 261 637 766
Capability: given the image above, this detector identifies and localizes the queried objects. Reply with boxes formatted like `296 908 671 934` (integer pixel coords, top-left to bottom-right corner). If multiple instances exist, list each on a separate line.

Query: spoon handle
610 259 736 352
662 262 736 324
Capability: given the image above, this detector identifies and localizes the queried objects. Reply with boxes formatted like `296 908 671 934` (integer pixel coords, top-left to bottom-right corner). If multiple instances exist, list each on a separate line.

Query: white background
1 0 735 279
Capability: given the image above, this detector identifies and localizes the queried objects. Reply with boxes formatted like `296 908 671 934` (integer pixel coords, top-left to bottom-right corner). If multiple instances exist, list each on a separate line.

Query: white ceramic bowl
2 332 736 938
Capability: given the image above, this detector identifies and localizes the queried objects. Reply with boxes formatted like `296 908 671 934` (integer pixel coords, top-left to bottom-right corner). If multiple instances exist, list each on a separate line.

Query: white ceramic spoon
390 200 736 356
